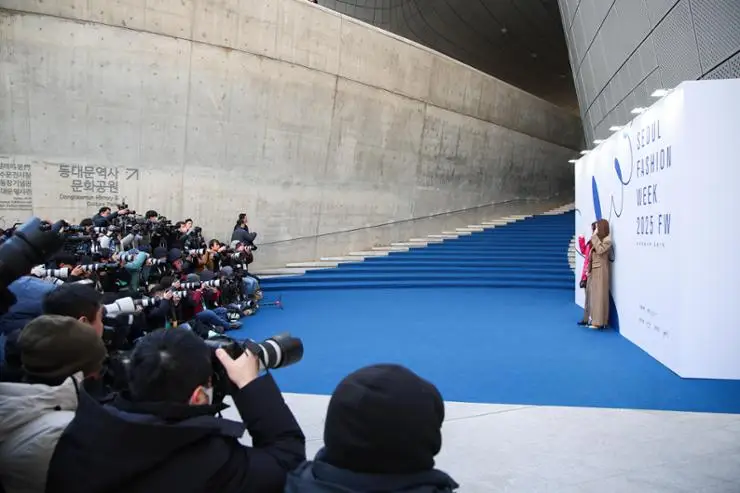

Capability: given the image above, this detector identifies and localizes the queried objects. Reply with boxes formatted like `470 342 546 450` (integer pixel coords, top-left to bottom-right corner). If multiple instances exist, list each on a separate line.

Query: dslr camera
204 333 303 404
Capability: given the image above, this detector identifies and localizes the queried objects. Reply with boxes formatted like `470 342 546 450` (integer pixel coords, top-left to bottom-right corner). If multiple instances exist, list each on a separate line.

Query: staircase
256 205 575 292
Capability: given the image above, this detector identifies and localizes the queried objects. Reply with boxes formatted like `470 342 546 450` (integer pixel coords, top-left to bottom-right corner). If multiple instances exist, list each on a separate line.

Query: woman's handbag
579 278 587 289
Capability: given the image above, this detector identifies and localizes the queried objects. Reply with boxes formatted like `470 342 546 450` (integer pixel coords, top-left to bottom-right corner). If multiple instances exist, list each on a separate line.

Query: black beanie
167 248 182 262
323 364 444 474
153 247 168 259
19 315 107 383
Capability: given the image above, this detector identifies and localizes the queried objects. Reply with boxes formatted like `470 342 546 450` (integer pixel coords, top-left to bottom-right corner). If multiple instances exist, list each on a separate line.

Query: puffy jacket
47 373 306 493
0 277 57 378
122 251 148 292
0 277 57 338
0 375 79 493
285 453 459 493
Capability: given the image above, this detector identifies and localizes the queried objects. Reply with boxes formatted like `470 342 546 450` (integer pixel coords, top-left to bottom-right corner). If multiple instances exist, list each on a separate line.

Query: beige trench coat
584 233 612 327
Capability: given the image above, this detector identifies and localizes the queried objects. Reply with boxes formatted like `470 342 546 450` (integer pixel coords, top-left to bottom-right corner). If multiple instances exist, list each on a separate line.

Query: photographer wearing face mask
46 327 306 493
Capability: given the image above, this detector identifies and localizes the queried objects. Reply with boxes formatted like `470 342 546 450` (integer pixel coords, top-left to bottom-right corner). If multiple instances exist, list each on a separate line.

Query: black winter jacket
46 373 306 493
284 450 458 493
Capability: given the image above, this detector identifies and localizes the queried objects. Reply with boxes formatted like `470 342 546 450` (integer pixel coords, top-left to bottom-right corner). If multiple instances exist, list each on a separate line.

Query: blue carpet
229 287 740 414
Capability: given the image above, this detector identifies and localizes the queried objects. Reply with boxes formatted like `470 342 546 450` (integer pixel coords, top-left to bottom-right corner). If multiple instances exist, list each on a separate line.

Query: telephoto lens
205 333 303 371
204 333 303 405
134 297 160 308
245 333 304 371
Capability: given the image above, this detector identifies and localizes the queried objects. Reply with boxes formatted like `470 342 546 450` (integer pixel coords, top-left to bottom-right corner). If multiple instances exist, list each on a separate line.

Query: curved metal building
558 0 740 142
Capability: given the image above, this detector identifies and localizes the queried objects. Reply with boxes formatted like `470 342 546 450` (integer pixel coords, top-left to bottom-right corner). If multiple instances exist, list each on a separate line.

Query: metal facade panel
691 0 740 71
646 0 680 27
702 51 740 79
651 0 702 88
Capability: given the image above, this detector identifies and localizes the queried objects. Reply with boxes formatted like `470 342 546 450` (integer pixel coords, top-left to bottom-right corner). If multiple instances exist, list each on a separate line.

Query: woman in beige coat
582 219 612 329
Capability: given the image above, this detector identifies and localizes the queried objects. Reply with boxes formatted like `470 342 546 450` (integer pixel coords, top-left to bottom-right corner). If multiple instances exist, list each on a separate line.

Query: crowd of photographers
0 206 263 364
0 206 459 493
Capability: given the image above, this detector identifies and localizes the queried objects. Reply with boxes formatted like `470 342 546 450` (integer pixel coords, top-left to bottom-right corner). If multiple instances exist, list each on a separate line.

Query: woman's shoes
589 325 605 330
577 320 589 326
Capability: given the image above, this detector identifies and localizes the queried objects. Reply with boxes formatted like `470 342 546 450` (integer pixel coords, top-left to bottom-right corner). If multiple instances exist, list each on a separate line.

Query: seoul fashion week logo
591 129 634 224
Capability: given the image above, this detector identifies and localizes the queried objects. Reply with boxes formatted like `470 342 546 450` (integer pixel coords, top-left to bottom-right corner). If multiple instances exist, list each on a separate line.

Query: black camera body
204 333 303 404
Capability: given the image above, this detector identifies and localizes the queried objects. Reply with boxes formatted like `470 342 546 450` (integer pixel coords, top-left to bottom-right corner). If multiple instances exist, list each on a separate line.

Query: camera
79 262 119 273
204 333 304 404
185 248 206 256
65 224 87 233
118 252 147 263
103 296 160 317
31 266 70 279
179 279 221 291
0 217 66 313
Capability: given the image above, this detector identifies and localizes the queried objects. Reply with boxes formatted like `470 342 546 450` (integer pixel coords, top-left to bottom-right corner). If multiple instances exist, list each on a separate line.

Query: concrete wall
0 0 582 267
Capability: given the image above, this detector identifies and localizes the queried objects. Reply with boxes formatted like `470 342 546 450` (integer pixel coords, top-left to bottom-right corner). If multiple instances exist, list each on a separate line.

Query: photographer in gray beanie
285 364 459 492
0 315 107 493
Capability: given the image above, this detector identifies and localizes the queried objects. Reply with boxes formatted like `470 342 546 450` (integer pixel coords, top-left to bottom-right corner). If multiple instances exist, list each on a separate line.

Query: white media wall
574 80 740 380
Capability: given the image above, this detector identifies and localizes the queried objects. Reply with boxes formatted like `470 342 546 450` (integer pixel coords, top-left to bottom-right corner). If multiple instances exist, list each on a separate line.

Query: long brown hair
596 219 610 239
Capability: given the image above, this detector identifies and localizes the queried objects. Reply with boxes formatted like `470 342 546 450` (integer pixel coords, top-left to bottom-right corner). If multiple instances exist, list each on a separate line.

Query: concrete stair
251 203 575 281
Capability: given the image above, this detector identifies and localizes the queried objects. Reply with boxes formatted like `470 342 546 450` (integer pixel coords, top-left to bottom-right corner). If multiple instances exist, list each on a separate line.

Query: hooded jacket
0 277 58 381
46 373 305 493
0 375 80 493
284 449 459 493
285 365 458 492
0 277 57 337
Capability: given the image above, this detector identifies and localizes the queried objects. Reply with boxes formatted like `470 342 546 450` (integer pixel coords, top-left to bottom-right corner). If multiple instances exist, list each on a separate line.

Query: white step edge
285 261 339 268
372 246 409 252
456 227 484 232
320 256 365 262
391 242 427 248
349 251 389 256
468 224 497 229
428 234 458 239
481 220 510 225
443 230 471 235
409 238 444 243
251 267 309 276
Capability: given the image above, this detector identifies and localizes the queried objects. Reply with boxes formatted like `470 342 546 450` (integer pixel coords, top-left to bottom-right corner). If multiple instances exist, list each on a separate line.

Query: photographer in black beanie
285 364 459 492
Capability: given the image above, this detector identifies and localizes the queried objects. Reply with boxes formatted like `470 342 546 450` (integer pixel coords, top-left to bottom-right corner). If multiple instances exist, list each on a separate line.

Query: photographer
46 327 306 493
172 221 196 251
143 284 174 329
114 249 148 292
92 206 129 228
0 277 58 382
285 365 458 493
177 273 239 331
50 253 87 283
231 213 257 250
141 210 158 240
204 239 227 272
42 283 105 337
144 246 170 285
91 249 119 293
0 315 107 493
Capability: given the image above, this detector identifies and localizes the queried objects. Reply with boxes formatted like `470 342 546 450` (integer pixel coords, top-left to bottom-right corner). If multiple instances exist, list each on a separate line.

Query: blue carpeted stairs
261 211 575 291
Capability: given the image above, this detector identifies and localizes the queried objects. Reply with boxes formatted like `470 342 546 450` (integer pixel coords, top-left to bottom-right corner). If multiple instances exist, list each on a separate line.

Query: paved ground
226 394 740 492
